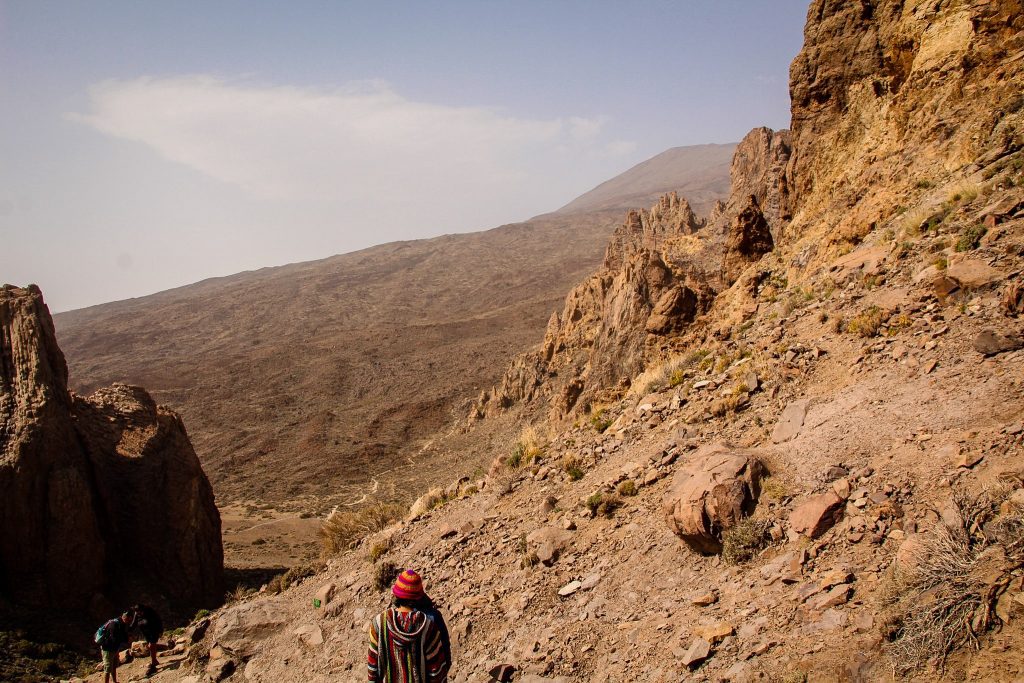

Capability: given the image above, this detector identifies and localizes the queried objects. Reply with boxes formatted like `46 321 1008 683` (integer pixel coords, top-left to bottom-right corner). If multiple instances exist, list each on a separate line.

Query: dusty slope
557 144 735 216
53 149 733 515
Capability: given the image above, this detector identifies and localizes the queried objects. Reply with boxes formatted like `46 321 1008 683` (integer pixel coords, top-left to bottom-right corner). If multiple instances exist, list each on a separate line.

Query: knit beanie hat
392 569 425 600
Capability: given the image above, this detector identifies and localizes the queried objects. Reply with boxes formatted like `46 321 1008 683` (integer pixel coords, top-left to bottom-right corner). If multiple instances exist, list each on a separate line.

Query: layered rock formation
0 285 222 616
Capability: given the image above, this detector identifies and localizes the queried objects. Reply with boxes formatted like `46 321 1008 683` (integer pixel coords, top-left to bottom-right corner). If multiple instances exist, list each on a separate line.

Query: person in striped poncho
367 569 450 682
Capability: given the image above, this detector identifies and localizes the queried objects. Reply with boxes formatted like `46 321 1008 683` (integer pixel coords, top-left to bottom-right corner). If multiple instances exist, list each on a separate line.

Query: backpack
94 619 116 649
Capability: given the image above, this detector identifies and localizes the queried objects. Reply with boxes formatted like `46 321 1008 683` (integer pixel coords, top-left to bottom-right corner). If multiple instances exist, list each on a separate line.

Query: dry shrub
617 480 638 497
266 560 325 594
368 538 393 562
563 455 585 481
629 355 692 397
586 492 622 518
845 306 884 337
722 517 772 565
373 561 399 592
884 486 1024 672
319 502 405 557
408 488 448 520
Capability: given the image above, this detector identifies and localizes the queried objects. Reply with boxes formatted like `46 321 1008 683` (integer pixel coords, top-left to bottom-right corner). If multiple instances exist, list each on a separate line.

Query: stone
527 527 572 566
832 479 851 500
973 330 1022 356
682 637 712 667
791 492 844 538
662 443 766 553
539 496 558 515
314 582 336 608
580 572 601 590
696 621 734 644
807 584 852 610
691 591 718 606
207 656 236 682
0 285 223 612
945 259 1004 289
558 580 582 597
1003 281 1023 317
214 602 289 658
488 664 517 682
293 622 324 648
771 399 811 443
958 452 985 469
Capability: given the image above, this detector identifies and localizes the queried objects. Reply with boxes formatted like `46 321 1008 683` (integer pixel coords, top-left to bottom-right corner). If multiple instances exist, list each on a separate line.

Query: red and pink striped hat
392 569 425 600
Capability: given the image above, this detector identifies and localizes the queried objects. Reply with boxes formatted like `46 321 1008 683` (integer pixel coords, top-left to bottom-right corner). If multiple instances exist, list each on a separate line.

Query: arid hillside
63 0 1024 682
53 145 734 515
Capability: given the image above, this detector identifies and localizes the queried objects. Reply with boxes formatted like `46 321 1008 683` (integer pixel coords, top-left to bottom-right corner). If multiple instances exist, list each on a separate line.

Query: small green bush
589 409 612 433
586 493 622 518
845 306 884 338
955 224 987 252
563 456 585 481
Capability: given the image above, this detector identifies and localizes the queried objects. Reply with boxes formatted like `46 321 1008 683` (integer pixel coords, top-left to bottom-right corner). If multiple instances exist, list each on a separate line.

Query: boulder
526 527 572 566
663 443 765 553
973 329 1022 356
945 259 1004 289
214 601 289 658
790 492 844 538
682 637 712 667
1002 281 1023 317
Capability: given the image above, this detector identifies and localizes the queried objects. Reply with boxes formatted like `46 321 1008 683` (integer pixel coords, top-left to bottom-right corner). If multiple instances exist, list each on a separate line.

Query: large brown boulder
662 443 766 554
0 285 223 616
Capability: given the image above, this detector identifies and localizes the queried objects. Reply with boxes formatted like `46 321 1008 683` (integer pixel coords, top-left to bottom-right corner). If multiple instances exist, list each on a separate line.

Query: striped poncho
367 608 449 682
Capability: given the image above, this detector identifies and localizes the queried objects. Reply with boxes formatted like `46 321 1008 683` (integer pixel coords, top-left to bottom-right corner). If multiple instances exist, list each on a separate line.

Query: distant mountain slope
51 145 732 521
557 143 735 216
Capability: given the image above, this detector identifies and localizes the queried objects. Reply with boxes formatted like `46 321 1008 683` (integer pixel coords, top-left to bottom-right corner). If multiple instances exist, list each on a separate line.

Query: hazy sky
1 1 808 312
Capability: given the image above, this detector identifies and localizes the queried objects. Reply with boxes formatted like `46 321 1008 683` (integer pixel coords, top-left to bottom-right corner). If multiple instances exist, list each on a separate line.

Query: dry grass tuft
372 560 399 592
722 517 772 565
617 480 638 497
844 306 884 337
586 492 622 518
884 486 1024 672
563 455 585 481
408 487 450 520
320 502 405 557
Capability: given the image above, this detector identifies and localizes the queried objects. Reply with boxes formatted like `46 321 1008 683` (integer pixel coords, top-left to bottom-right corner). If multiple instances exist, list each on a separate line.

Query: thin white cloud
67 76 632 206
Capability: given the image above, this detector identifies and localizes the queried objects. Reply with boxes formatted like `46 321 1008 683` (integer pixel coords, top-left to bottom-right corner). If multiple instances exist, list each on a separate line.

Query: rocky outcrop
0 285 222 616
662 443 766 554
473 193 714 420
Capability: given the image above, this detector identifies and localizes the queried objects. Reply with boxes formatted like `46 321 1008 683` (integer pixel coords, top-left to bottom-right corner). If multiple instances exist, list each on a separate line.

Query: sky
0 1 809 312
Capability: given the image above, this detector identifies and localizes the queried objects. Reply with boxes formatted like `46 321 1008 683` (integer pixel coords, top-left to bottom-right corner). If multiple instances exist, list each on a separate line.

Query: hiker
95 611 132 683
367 569 450 682
132 603 163 676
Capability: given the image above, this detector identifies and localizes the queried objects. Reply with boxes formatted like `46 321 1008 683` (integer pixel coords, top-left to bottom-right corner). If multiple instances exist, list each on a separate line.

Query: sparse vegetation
0 630 92 682
563 455 585 481
759 476 788 502
589 407 613 433
934 256 948 270
586 492 622 518
883 486 1024 672
409 488 451 520
915 179 934 189
722 517 772 565
617 480 638 496
267 560 325 594
320 501 405 556
373 560 399 592
844 306 885 338
954 224 987 252
368 538 393 562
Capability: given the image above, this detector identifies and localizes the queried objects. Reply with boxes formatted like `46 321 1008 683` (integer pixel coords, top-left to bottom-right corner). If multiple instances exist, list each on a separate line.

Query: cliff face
0 285 223 616
784 0 1024 256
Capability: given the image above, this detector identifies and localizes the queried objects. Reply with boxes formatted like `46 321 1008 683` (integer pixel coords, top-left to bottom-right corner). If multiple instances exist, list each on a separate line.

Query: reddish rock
663 443 765 553
790 491 844 539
